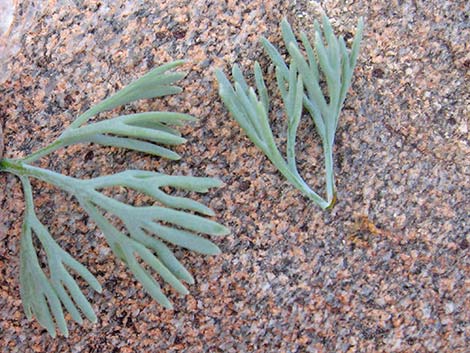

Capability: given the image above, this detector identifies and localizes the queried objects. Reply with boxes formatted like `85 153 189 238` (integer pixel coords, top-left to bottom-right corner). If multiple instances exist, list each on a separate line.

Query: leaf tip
212 246 222 255
204 209 216 217
48 328 57 338
186 276 195 285
216 225 230 236
90 316 98 324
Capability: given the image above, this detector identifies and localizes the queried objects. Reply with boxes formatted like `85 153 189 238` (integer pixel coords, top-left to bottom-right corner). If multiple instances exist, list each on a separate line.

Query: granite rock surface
0 0 469 352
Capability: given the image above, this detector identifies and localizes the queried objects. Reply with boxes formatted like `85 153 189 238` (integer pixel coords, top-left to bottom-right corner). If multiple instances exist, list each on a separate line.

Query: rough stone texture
0 0 469 352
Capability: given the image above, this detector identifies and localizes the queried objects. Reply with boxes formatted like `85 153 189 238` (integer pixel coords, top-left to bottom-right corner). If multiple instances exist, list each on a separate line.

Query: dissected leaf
216 15 363 208
67 60 187 129
19 177 101 337
1 61 229 337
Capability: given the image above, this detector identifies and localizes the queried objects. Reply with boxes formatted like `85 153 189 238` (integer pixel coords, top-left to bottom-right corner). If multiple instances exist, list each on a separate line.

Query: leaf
44 170 229 309
6 60 228 337
84 135 182 160
254 62 269 113
19 177 101 337
78 190 226 308
14 154 229 323
216 15 363 208
68 61 187 129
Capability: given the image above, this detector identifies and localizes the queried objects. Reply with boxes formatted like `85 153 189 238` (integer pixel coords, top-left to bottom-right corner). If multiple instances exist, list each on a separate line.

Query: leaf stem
266 149 330 209
20 140 68 164
323 141 336 206
19 175 34 213
0 158 78 193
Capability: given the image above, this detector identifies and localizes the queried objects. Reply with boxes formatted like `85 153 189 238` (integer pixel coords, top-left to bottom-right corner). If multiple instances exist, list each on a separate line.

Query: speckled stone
0 0 469 352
